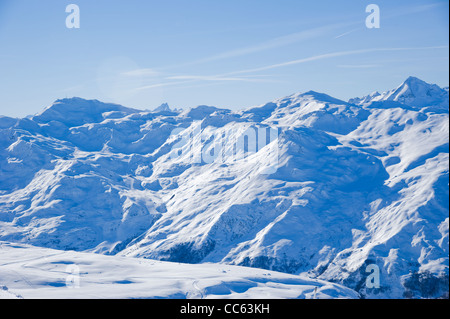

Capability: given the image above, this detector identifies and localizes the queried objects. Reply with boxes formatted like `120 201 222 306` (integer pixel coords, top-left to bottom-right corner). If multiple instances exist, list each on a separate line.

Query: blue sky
0 0 448 117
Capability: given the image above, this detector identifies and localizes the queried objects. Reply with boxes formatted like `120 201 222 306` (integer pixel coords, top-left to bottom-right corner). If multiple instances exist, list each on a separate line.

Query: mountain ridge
349 76 449 110
0 77 448 298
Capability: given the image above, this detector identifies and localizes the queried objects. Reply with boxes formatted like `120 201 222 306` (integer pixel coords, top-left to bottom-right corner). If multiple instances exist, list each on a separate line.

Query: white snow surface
0 241 357 299
0 77 448 298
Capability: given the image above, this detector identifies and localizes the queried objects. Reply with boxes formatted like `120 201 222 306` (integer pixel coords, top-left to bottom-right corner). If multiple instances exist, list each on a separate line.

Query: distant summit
350 76 449 110
33 98 140 127
153 103 183 114
154 103 172 113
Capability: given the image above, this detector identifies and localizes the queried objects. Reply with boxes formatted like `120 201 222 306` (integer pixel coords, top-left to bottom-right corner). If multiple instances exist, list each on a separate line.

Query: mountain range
0 76 448 298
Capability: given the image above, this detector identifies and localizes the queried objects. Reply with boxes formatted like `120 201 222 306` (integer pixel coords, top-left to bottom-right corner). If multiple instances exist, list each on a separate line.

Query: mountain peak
350 77 449 110
398 76 439 94
384 76 448 109
403 75 425 85
295 90 348 105
33 97 140 127
154 103 172 113
182 105 227 120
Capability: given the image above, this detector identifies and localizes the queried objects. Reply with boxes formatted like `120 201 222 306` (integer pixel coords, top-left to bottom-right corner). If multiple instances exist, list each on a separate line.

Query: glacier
0 76 448 298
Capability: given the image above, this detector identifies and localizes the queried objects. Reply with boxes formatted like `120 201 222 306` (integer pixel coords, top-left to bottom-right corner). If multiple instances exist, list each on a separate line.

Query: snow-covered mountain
0 77 448 298
349 76 449 111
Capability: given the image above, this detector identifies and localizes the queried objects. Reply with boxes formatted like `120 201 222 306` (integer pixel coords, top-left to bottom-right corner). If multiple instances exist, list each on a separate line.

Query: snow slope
0 241 357 299
0 77 448 298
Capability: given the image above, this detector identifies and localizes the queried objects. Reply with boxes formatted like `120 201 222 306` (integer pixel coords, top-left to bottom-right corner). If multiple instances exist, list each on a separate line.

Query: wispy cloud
132 74 278 92
334 2 447 41
122 68 161 77
166 75 274 83
393 1 447 17
130 46 447 93
163 22 352 69
334 28 360 39
198 26 334 62
337 64 380 69
226 46 449 75
132 80 191 92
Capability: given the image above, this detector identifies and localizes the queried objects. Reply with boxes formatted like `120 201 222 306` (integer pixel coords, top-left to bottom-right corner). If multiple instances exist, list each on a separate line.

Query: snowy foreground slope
0 242 357 299
0 76 448 298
